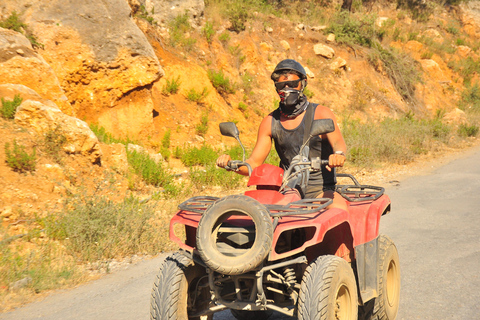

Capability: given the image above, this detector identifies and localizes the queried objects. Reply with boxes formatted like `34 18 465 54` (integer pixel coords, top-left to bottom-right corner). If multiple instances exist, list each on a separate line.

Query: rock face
141 0 205 27
0 28 73 115
15 100 102 163
0 0 164 138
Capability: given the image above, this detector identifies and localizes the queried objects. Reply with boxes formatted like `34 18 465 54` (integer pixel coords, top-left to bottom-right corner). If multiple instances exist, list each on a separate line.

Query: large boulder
15 100 102 163
0 28 73 115
0 0 164 138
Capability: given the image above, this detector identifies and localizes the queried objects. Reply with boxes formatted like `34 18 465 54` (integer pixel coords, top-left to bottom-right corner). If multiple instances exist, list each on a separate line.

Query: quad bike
150 119 400 320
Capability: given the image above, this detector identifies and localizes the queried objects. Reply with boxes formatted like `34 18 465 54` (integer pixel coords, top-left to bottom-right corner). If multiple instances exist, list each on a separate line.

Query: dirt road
2 147 480 320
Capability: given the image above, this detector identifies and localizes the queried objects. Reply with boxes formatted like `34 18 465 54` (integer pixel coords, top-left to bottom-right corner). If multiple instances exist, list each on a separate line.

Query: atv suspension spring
283 267 296 287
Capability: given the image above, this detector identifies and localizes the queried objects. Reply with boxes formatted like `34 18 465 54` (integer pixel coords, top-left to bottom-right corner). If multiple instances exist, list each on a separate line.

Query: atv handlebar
225 160 252 176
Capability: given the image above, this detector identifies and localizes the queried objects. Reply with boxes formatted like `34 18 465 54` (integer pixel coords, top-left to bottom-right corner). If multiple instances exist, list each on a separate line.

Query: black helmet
271 59 307 81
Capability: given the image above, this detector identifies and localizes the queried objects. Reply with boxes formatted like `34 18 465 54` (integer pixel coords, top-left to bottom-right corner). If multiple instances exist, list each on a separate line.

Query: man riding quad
216 59 348 210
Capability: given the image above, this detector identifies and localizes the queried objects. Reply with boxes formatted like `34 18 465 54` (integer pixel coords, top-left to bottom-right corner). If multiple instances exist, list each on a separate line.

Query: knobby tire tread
150 251 190 320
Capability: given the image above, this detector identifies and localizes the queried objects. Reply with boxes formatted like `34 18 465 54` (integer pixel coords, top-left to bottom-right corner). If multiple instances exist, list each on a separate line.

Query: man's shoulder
312 104 335 119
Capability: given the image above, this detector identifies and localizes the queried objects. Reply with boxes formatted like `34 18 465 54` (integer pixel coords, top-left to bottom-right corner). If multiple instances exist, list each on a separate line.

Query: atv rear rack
336 173 385 202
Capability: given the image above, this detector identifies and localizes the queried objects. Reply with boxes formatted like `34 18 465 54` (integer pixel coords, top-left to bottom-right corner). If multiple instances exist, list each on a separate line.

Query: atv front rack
178 196 220 214
266 198 332 217
178 196 331 217
336 173 385 202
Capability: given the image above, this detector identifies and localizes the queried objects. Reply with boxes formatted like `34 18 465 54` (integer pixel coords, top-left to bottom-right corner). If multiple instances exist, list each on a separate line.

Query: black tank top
271 104 336 188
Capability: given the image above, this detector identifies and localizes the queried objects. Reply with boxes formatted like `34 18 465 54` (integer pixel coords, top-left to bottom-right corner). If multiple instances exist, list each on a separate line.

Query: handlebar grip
321 159 330 166
225 160 238 171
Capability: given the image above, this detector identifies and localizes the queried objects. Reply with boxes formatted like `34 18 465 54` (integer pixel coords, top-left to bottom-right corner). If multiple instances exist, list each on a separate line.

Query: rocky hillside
1 0 480 310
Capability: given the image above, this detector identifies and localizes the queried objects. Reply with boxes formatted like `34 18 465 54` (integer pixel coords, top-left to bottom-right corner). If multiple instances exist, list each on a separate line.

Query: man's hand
216 154 232 168
327 153 346 171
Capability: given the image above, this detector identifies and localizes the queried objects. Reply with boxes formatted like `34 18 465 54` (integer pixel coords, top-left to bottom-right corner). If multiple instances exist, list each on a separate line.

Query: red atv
150 120 400 320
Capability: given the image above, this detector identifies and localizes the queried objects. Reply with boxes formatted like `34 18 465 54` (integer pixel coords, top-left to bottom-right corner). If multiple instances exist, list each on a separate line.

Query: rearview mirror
310 119 335 137
219 122 246 161
219 122 240 139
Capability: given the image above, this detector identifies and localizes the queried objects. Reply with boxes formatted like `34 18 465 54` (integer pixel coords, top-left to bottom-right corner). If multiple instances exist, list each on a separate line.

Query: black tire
230 309 273 320
359 235 400 320
196 195 273 275
150 251 212 320
298 255 358 320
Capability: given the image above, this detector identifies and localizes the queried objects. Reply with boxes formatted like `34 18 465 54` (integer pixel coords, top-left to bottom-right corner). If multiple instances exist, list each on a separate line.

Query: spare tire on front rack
196 195 273 275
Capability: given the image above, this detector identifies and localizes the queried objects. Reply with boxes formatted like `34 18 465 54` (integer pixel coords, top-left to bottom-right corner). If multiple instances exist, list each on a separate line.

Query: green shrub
342 114 453 167
458 123 479 137
304 87 314 99
44 194 171 262
179 145 218 167
89 124 136 145
219 32 230 43
326 11 377 48
459 83 480 112
1 94 23 119
137 5 156 25
161 129 171 149
43 126 67 164
238 102 248 112
0 11 42 48
368 45 421 104
203 21 215 44
127 149 173 187
186 87 209 102
169 12 196 50
196 112 209 136
162 76 182 95
208 69 235 94
226 2 249 32
5 140 36 173
189 163 244 189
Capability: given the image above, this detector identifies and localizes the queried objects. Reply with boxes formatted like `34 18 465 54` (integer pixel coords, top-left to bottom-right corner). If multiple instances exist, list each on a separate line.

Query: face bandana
278 88 308 118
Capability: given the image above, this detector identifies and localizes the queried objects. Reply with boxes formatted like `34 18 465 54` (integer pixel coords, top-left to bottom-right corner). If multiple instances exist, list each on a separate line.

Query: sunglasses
274 79 302 91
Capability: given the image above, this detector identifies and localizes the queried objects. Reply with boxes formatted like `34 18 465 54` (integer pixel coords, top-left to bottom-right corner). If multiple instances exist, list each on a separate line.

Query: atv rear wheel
298 255 358 320
230 309 273 320
359 235 400 320
196 195 273 275
150 251 212 320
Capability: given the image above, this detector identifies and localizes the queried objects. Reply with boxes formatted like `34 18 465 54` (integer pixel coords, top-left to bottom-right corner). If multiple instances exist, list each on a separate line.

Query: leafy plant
169 12 196 50
42 126 67 164
219 32 230 43
1 94 23 119
186 87 209 103
127 149 173 188
208 69 235 94
196 112 209 136
238 102 248 112
161 129 171 159
368 45 422 104
203 21 215 44
458 123 479 137
44 193 172 262
162 76 182 95
178 144 218 167
5 139 36 173
137 5 156 25
0 11 43 48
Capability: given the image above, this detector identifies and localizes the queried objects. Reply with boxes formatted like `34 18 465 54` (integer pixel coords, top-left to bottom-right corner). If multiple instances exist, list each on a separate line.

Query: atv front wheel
298 255 358 320
150 251 212 320
359 235 400 320
196 195 273 275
